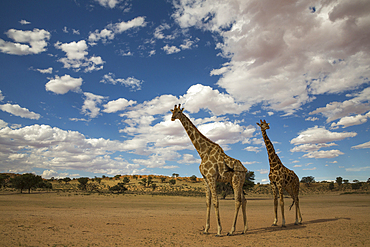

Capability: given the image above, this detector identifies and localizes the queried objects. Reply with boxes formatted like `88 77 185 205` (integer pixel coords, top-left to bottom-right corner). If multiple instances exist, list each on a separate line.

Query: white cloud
162 44 180 54
177 154 200 164
95 0 122 8
290 143 337 153
0 123 137 175
54 40 104 72
0 90 4 101
290 126 357 145
19 20 31 25
37 67 53 74
345 166 370 172
172 0 370 115
245 146 261 153
100 73 143 91
0 28 50 55
82 92 108 118
351 141 370 149
303 150 344 159
45 75 82 94
331 111 370 128
305 117 319 121
102 98 136 113
88 17 146 44
182 84 249 115
154 23 176 40
0 103 40 119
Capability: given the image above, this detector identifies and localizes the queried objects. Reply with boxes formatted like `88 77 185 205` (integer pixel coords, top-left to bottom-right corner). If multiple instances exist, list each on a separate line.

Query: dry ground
1 192 369 247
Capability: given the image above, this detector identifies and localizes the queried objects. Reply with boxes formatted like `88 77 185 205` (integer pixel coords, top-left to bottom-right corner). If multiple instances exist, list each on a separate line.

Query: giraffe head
170 104 184 121
256 119 270 130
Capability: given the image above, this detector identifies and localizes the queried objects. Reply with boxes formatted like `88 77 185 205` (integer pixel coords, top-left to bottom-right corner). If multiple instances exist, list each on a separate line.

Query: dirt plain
1 191 369 247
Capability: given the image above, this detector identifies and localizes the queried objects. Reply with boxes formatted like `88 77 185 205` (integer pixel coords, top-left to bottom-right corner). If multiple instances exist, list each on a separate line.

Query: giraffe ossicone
171 104 248 236
257 119 303 227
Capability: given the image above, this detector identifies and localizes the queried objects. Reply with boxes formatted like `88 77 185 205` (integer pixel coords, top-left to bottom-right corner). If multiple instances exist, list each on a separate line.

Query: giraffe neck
178 113 217 157
261 129 281 169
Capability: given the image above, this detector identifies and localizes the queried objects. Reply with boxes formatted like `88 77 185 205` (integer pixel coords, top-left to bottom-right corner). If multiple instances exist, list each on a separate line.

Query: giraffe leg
271 183 278 226
209 178 222 236
227 183 242 236
295 197 303 225
278 186 286 227
204 181 211 234
241 192 248 234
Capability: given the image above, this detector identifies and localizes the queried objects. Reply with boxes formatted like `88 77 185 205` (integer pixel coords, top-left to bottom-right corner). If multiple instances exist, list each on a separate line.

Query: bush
77 177 89 191
109 183 127 194
329 182 335 190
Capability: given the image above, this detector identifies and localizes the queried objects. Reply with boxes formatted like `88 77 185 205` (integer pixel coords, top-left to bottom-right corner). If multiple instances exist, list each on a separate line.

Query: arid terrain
1 191 369 247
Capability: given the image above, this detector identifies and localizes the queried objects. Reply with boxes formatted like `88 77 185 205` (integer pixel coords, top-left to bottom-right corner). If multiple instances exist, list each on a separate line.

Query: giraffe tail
289 200 295 210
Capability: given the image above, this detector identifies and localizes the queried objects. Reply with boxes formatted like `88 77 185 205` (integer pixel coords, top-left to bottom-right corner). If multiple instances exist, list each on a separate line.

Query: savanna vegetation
1 172 369 197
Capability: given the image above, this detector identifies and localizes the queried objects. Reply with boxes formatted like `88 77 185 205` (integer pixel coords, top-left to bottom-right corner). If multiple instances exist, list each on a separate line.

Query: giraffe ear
256 122 260 126
170 109 174 113
180 108 184 112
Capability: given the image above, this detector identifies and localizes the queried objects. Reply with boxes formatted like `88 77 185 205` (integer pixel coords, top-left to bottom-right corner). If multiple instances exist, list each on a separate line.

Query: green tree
336 177 343 186
139 178 147 187
147 176 154 187
169 179 176 185
0 174 10 188
160 177 166 183
329 182 335 190
77 177 89 191
62 177 71 183
122 177 130 184
109 183 127 194
243 171 255 191
301 176 315 187
11 173 43 194
189 175 197 183
114 175 121 180
172 173 179 178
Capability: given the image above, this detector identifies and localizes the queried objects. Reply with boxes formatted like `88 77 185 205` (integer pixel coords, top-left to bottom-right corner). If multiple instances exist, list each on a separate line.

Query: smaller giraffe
257 120 302 227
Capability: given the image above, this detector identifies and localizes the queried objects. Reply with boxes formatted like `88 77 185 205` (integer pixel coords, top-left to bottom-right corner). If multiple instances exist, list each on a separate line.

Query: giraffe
256 119 302 227
170 104 248 236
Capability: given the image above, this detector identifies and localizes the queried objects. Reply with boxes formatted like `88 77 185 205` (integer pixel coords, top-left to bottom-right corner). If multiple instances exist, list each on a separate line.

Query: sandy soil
1 192 369 247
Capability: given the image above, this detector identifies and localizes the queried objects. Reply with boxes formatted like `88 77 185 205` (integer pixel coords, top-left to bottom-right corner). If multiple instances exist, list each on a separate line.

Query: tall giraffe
256 120 302 227
171 104 248 236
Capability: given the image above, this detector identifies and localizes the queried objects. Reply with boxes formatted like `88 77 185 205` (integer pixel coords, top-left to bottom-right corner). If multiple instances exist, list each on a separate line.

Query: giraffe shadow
235 217 351 236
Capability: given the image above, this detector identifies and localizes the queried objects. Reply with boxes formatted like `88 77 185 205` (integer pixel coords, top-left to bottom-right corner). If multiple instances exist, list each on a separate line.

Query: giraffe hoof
281 225 286 228
215 234 222 237
227 232 232 236
271 223 277 226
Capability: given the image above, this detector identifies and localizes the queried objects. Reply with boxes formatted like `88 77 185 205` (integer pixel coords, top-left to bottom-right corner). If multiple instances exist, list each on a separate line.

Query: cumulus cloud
54 40 104 72
162 44 180 54
82 92 108 118
331 111 370 129
102 98 136 113
182 84 249 115
36 67 53 74
95 0 122 8
290 126 357 159
45 75 82 94
0 28 50 55
291 126 357 145
302 150 344 159
351 141 370 149
100 73 143 91
88 17 146 44
310 87 370 123
0 103 41 119
0 123 137 175
172 0 370 115
19 20 31 25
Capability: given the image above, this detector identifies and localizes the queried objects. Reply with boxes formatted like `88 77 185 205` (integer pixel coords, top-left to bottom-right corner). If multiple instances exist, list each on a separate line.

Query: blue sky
0 0 369 183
